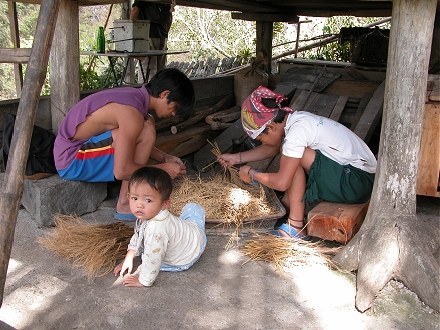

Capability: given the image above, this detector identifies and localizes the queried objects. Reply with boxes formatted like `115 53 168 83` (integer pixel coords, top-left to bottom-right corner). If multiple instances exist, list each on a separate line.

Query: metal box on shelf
112 20 150 53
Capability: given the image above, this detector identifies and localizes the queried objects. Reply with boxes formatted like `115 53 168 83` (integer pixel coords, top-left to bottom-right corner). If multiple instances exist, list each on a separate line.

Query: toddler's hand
119 258 133 277
123 275 143 287
113 262 123 276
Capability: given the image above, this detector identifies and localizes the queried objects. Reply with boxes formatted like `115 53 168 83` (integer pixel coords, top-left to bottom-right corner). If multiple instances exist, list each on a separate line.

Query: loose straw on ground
240 234 342 272
38 215 133 281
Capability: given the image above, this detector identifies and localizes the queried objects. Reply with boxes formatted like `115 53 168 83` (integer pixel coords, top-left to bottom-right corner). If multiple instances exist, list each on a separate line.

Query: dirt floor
0 195 438 330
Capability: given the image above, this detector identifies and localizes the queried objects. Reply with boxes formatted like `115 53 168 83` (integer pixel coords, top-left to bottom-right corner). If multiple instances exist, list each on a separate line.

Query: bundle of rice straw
204 139 261 195
170 174 274 226
38 215 133 280
240 234 341 272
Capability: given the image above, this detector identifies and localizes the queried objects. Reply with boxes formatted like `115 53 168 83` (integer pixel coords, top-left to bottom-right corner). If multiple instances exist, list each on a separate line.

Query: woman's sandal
271 223 310 241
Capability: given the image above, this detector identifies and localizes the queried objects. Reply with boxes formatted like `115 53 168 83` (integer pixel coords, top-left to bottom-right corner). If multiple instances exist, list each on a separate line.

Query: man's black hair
146 68 195 119
128 167 173 201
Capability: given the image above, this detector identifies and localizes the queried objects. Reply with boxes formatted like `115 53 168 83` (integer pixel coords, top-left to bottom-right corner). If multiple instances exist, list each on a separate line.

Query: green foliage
169 8 257 60
0 64 16 100
0 2 11 48
80 62 103 90
305 16 381 62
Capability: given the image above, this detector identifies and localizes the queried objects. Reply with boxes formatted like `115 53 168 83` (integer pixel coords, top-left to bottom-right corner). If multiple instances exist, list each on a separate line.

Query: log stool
306 201 369 244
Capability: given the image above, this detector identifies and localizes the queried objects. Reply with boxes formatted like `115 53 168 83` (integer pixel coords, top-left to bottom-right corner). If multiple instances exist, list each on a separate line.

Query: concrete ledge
1 173 107 227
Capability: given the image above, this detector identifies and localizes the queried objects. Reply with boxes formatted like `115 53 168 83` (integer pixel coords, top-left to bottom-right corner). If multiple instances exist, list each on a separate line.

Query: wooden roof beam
232 12 299 23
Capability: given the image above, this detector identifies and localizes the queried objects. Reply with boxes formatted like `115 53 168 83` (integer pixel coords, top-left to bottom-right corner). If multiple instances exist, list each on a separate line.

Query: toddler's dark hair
128 167 173 201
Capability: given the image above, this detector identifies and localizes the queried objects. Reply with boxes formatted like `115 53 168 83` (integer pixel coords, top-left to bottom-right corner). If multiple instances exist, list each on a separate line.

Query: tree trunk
333 0 440 312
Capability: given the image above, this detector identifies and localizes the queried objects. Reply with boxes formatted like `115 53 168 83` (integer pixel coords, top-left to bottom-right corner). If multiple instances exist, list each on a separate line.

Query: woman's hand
217 153 240 168
238 165 253 184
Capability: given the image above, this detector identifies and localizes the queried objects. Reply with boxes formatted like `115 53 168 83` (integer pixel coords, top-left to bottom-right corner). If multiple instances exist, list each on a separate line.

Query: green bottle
96 26 105 53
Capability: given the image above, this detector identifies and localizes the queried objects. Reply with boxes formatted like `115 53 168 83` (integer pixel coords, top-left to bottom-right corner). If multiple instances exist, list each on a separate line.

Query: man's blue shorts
57 131 115 182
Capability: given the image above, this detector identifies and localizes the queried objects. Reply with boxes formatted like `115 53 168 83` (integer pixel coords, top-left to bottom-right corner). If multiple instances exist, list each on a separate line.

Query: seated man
54 68 195 221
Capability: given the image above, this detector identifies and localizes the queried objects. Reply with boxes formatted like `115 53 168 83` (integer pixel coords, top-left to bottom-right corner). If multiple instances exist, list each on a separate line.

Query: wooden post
7 1 23 97
49 0 80 134
0 0 60 307
256 21 273 74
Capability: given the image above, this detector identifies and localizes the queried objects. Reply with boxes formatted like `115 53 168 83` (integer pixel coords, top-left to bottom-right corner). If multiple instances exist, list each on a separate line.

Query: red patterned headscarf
241 86 293 139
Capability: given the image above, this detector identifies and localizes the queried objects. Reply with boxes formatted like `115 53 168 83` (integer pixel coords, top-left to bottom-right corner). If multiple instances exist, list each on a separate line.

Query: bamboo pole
0 0 60 307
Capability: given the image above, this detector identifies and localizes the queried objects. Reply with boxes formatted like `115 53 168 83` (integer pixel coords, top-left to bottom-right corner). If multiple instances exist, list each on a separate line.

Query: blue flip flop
271 223 310 241
113 211 137 222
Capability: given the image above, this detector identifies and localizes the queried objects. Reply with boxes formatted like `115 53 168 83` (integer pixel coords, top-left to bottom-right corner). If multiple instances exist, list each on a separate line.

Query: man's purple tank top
54 85 150 169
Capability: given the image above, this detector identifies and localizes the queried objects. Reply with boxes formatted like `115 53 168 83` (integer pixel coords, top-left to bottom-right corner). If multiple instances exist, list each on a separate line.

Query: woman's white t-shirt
282 111 377 173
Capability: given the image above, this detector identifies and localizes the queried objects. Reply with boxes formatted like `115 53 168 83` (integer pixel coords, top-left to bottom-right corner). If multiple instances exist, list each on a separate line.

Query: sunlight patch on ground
0 275 68 329
6 258 21 274
218 249 242 265
282 263 374 329
228 188 251 208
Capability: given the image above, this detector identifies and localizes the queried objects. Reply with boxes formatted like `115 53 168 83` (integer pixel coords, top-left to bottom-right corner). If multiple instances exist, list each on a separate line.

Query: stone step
1 173 107 227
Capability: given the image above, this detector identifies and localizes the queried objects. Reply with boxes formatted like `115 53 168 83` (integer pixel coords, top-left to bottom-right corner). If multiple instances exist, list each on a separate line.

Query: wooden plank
289 89 309 110
279 66 341 92
416 103 440 197
323 80 379 98
427 74 440 102
304 93 339 118
205 106 240 125
266 153 281 173
168 130 218 159
301 91 319 112
0 48 31 63
232 12 299 23
171 95 234 134
329 95 348 122
193 119 246 172
353 80 385 143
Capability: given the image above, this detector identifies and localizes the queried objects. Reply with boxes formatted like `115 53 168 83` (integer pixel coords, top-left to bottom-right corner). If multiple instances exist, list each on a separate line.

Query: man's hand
163 154 185 168
157 162 186 178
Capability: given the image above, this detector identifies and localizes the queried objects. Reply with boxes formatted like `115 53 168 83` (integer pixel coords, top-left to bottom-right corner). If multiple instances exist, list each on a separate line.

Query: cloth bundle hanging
234 51 269 106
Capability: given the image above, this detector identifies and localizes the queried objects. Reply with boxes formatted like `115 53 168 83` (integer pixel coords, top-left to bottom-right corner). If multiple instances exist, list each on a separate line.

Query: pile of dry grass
240 234 341 272
38 215 133 280
170 174 274 224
